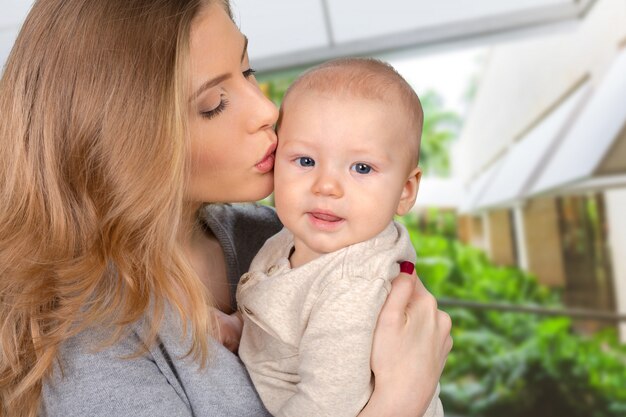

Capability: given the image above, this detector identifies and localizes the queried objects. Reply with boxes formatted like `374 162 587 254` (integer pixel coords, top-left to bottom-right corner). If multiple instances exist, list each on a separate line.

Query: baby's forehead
277 58 422 167
282 88 411 125
284 74 406 109
280 92 418 166
282 90 410 130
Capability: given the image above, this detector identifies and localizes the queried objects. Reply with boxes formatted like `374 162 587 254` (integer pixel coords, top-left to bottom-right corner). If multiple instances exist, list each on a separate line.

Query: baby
236 58 443 417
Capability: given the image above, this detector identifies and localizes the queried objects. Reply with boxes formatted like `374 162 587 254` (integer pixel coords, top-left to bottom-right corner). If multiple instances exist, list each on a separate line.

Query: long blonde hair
0 0 228 415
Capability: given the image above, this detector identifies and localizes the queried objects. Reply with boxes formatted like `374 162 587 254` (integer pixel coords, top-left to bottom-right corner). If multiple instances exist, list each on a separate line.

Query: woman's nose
247 81 279 132
312 171 343 198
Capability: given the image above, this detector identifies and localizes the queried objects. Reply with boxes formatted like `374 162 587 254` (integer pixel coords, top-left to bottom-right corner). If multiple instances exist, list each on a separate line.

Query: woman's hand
213 309 244 353
362 262 452 417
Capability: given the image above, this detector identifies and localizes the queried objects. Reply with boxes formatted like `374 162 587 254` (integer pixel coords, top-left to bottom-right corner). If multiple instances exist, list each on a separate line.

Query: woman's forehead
188 3 246 90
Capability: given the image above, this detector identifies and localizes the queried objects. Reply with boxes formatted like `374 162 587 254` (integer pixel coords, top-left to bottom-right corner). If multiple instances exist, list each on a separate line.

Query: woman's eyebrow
190 74 231 102
189 35 249 103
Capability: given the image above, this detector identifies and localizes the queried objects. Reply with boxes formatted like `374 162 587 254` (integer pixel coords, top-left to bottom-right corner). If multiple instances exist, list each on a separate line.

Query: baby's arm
276 276 387 417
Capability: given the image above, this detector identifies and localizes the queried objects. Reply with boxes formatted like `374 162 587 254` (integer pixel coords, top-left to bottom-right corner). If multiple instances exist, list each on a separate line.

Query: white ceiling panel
327 0 569 43
1 0 598 73
0 0 35 29
0 30 19 70
244 0 596 71
232 0 329 58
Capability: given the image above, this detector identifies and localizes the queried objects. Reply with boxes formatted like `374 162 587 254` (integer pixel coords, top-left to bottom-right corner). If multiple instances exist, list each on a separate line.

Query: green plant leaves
404 222 626 417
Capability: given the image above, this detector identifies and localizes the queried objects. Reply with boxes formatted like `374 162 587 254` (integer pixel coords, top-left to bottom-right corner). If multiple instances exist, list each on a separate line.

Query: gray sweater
41 204 283 417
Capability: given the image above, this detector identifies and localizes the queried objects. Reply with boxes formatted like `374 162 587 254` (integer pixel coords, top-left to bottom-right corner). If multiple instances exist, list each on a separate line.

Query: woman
0 1 452 416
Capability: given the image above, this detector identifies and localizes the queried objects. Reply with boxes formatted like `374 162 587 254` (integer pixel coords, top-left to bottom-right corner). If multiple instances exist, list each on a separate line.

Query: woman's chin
249 177 274 201
221 182 274 204
248 185 274 203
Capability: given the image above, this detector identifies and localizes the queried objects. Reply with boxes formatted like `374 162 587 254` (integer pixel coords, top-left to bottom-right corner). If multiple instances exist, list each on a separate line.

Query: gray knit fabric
41 203 282 417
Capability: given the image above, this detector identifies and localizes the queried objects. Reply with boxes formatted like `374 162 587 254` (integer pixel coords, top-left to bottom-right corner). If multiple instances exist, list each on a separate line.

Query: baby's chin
311 233 379 253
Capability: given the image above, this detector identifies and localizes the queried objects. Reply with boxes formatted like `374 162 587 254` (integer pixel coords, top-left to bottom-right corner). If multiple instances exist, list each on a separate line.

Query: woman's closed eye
200 68 255 120
201 97 229 120
351 162 373 174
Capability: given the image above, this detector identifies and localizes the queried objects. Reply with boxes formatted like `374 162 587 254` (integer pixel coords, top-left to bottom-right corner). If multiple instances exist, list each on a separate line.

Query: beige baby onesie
237 221 443 417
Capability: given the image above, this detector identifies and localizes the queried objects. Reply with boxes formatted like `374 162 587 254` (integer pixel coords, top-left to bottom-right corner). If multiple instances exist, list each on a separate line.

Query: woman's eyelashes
201 97 229 120
199 68 255 120
243 67 256 78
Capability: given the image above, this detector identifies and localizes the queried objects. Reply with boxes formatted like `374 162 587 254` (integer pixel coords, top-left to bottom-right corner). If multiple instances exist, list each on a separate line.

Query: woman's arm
359 264 452 417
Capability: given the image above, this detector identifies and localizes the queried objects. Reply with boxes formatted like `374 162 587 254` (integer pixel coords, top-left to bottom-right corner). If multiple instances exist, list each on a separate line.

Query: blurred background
2 0 625 415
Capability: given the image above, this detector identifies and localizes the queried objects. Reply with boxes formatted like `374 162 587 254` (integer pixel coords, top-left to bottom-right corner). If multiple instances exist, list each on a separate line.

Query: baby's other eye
351 163 372 174
297 157 315 167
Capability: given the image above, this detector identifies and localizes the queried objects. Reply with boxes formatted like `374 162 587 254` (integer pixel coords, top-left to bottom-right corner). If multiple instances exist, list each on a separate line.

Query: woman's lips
255 152 275 173
255 143 277 173
307 211 345 230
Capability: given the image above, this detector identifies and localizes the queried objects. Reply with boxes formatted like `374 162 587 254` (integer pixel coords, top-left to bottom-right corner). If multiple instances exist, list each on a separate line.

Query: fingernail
399 261 414 275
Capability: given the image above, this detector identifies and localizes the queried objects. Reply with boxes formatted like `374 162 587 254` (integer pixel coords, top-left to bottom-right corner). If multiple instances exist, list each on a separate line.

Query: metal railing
438 298 626 322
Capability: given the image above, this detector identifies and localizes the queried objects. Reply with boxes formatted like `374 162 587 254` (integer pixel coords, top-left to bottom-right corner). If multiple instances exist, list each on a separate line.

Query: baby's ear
395 167 421 216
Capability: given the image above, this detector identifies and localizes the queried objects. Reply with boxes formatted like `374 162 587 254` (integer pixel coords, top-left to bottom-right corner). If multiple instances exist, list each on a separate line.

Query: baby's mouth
309 212 343 222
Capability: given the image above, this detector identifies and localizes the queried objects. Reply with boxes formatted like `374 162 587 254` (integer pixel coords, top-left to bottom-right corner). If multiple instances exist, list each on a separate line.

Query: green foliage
401 221 626 417
418 91 462 177
256 70 301 107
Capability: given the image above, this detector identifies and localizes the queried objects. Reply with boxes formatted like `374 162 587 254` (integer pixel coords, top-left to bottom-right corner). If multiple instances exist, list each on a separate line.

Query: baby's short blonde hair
278 58 423 167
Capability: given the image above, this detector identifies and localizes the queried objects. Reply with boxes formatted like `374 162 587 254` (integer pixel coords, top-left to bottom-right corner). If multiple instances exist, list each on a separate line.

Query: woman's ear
395 167 421 216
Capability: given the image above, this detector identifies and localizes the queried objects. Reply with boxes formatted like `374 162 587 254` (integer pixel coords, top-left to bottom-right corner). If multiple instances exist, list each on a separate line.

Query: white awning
461 47 626 212
560 174 626 196
471 81 591 210
529 47 626 196
458 157 505 213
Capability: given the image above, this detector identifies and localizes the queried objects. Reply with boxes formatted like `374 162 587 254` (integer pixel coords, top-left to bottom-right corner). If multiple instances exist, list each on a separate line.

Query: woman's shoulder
41 324 191 416
200 203 283 280
41 315 271 417
201 203 282 240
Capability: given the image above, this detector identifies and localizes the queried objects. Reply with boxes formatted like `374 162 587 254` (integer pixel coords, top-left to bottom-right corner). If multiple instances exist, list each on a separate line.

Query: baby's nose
312 172 343 198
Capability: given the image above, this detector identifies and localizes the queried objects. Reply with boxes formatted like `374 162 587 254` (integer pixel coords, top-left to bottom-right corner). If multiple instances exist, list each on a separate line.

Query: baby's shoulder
340 221 416 281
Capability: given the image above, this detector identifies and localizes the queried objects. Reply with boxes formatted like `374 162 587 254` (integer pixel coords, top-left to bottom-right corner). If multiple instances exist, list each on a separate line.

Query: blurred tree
419 90 462 177
257 70 300 107
397 217 626 417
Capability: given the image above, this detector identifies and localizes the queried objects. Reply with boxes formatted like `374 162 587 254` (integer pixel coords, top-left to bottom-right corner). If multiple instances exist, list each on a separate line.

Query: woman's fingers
369 262 453 416
403 270 453 373
379 265 417 326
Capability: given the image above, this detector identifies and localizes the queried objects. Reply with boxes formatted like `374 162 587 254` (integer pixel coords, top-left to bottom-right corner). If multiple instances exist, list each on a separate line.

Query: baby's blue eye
351 163 372 174
297 157 315 167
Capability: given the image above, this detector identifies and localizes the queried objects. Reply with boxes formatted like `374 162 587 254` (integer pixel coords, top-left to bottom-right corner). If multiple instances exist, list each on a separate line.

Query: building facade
453 0 626 338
